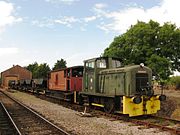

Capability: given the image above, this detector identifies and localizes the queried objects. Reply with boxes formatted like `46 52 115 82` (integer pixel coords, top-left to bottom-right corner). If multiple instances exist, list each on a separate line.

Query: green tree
146 54 171 80
34 63 51 78
25 62 38 78
104 20 180 80
26 62 50 78
158 23 180 71
53 59 67 70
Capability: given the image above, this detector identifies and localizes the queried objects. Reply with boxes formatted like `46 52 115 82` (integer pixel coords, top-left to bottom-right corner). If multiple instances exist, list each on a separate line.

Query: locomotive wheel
104 98 114 113
78 95 84 105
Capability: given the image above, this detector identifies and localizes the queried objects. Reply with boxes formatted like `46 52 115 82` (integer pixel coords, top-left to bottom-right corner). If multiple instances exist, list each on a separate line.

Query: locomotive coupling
131 96 142 104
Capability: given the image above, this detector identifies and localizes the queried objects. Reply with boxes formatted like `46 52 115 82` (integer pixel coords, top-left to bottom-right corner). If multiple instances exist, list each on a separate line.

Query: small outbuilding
1 65 32 89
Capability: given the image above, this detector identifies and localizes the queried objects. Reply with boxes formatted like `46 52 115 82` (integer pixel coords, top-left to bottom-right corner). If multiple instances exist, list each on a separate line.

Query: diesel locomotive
79 57 166 117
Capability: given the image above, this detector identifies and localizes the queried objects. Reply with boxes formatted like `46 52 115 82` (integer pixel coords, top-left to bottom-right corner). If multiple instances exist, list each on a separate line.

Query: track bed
0 91 70 135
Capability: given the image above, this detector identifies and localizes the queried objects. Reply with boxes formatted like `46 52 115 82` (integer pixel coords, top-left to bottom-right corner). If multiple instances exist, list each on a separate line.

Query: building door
5 76 18 88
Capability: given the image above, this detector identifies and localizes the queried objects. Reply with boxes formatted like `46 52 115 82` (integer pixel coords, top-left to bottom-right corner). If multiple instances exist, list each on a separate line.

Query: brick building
1 65 32 88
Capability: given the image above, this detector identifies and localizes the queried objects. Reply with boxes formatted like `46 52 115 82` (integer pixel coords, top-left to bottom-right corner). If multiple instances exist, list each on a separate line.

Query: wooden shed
1 65 32 89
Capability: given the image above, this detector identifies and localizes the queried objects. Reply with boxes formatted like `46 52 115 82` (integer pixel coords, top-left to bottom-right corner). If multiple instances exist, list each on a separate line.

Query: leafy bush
169 76 180 90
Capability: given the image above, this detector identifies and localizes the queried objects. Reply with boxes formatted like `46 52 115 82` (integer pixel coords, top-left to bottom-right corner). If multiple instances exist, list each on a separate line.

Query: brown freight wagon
47 66 83 103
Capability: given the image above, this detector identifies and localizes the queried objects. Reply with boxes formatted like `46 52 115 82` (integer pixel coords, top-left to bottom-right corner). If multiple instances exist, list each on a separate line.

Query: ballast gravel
3 90 170 135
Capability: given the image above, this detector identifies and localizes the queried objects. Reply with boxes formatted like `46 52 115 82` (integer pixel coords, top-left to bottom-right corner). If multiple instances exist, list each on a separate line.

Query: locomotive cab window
112 60 121 68
96 59 107 68
86 61 95 69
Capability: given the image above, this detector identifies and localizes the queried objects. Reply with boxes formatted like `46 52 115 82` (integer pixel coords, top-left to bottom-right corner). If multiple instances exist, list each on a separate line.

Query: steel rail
38 93 180 134
1 91 71 135
151 115 180 124
37 92 180 134
130 118 180 134
0 102 22 135
99 112 180 134
5 89 180 134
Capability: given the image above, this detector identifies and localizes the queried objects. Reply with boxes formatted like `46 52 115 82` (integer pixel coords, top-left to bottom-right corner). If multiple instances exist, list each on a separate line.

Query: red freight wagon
47 66 83 103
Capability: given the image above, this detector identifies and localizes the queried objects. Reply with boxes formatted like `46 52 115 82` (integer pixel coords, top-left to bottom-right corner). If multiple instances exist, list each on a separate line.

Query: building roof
1 65 31 74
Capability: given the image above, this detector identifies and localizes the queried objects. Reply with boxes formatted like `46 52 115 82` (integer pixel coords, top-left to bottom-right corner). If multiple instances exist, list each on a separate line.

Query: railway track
37 93 180 135
94 112 180 135
0 91 71 135
4 90 180 134
0 102 21 135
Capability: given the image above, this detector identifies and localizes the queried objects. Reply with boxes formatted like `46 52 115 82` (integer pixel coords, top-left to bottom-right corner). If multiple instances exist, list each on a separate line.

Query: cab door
83 61 95 93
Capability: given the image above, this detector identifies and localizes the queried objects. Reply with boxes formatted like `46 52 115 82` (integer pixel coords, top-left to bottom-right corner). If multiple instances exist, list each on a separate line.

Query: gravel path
2 90 170 135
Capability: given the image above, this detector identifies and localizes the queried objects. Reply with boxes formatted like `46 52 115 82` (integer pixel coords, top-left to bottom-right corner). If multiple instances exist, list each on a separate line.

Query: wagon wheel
104 98 114 113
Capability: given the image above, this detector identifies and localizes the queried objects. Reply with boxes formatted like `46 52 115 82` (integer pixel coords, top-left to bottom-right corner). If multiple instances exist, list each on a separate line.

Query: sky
0 0 180 74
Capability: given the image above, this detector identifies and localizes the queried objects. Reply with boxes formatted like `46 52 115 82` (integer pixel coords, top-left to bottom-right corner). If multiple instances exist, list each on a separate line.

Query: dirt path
155 89 180 120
